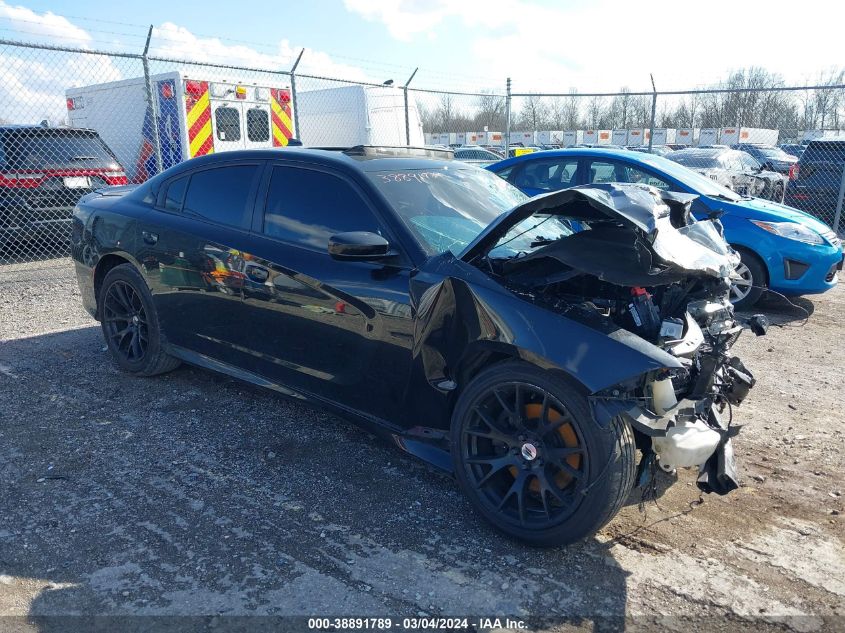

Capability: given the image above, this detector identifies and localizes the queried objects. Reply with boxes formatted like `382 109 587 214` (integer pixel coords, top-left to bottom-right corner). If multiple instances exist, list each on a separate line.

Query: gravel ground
0 259 843 632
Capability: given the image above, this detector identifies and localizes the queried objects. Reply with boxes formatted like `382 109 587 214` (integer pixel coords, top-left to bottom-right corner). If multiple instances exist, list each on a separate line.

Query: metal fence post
833 162 845 236
648 74 657 153
141 26 163 175
505 78 512 152
403 67 418 146
289 48 304 142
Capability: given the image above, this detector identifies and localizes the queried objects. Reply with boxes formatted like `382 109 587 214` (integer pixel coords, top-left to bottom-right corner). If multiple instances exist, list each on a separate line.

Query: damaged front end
462 183 766 495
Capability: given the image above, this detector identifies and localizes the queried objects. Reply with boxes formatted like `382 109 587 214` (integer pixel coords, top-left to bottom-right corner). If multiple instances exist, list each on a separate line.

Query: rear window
802 141 845 163
246 108 270 142
0 130 118 170
215 107 241 141
669 153 721 169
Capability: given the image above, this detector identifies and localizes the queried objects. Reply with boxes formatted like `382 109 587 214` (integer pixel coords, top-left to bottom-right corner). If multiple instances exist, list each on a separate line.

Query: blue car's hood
722 196 833 234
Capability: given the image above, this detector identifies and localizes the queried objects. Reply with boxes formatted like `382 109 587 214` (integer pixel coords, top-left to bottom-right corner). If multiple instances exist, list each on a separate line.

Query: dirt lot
0 259 843 632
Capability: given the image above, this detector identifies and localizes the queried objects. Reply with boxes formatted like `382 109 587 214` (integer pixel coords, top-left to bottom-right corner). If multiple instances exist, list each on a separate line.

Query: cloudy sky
2 0 839 94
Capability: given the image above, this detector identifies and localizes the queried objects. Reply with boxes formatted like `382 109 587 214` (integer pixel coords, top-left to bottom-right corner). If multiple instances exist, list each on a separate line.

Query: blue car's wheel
731 248 766 310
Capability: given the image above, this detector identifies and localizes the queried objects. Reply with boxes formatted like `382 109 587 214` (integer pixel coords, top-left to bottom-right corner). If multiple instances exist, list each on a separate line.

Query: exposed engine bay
465 183 767 495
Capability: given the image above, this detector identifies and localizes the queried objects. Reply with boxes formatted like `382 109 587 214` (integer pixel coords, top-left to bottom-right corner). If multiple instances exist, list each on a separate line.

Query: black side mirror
328 231 391 261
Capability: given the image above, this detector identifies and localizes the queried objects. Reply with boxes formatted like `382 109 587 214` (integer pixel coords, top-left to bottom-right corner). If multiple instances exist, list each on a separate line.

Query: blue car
487 148 843 309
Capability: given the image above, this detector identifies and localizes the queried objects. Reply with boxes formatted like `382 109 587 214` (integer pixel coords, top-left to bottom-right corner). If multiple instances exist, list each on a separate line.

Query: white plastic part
651 377 678 415
652 419 721 468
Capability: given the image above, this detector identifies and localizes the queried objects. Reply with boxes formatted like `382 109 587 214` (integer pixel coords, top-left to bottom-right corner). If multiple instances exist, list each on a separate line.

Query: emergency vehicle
66 72 293 182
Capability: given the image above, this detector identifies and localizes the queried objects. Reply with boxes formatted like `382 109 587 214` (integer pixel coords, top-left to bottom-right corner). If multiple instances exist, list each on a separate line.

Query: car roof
490 146 674 167
0 124 99 134
156 147 460 175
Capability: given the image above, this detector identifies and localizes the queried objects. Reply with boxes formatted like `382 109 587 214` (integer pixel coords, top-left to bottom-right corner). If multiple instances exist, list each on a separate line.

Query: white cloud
149 23 372 83
0 1 92 47
0 5 374 125
344 0 844 92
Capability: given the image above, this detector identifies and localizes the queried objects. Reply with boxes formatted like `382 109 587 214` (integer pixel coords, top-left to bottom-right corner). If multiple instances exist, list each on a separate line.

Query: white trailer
424 132 434 145
719 127 778 145
584 129 611 145
676 128 697 145
478 131 504 146
698 128 719 146
651 128 676 145
67 71 294 181
509 131 535 146
562 130 584 146
627 129 645 147
611 129 628 146
295 84 423 148
465 131 481 145
456 132 466 145
802 129 845 142
536 130 562 145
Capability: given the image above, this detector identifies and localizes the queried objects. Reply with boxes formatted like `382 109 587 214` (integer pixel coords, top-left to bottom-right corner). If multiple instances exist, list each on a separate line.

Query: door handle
142 231 158 245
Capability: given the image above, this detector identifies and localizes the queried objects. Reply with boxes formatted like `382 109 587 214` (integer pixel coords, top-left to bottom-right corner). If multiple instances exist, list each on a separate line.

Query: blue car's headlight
750 220 824 245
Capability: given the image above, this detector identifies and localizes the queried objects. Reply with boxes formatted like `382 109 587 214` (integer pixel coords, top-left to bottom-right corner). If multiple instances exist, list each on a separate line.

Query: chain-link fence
1 36 844 268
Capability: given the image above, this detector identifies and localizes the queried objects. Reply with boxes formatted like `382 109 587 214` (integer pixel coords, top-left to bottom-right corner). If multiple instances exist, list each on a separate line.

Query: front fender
410 254 681 396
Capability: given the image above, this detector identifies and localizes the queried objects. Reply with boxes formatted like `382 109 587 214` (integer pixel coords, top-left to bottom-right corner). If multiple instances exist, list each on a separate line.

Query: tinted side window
620 164 671 190
246 108 270 142
163 175 188 212
183 165 259 228
215 106 241 141
512 159 579 191
263 166 382 250
587 160 619 184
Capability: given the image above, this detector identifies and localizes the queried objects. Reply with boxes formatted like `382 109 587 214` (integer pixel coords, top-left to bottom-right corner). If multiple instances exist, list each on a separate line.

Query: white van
295 85 424 147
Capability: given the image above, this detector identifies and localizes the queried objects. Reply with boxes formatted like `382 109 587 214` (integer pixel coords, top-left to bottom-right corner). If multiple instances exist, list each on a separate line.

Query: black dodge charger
71 146 760 546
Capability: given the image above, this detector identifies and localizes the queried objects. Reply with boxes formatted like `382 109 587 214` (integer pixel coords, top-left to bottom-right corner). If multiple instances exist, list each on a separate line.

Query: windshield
639 152 742 200
368 166 528 255
756 147 789 159
668 152 721 168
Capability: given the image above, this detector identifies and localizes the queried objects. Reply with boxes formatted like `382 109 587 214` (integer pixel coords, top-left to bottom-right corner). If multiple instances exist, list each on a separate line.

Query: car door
507 157 581 196
230 161 416 423
137 160 264 364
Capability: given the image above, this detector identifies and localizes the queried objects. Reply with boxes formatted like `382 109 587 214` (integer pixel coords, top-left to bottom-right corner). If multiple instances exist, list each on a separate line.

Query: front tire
451 362 636 547
730 248 766 310
99 263 180 376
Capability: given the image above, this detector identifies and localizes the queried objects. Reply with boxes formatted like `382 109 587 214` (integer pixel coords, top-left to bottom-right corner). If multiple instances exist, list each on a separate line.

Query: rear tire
730 248 766 311
99 263 180 376
451 361 636 547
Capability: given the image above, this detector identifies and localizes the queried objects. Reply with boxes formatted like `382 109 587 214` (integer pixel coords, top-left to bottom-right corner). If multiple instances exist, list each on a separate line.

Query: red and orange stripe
271 88 293 147
186 81 214 157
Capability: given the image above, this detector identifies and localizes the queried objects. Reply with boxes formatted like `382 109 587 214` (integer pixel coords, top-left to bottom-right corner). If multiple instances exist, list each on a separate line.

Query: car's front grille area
826 262 839 283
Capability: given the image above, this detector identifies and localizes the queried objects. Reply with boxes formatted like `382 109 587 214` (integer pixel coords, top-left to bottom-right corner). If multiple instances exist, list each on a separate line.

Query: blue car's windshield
368 166 528 255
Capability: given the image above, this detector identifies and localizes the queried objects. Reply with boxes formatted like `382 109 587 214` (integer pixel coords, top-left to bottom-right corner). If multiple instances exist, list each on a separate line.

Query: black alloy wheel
103 279 148 363
98 263 180 376
452 362 636 547
460 382 588 528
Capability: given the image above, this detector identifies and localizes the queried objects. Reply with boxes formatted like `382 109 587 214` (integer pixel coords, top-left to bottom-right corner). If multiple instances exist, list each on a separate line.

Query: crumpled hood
461 183 738 283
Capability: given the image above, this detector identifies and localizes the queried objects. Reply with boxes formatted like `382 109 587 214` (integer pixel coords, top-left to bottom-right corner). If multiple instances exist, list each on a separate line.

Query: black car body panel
72 148 756 492
784 140 845 219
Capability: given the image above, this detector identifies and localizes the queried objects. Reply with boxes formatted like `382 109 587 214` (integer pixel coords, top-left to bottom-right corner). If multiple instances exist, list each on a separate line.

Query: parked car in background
784 139 845 222
0 124 127 253
668 148 788 202
779 144 806 159
630 145 674 157
71 146 759 546
452 146 502 166
479 145 505 158
732 144 798 175
487 148 842 309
